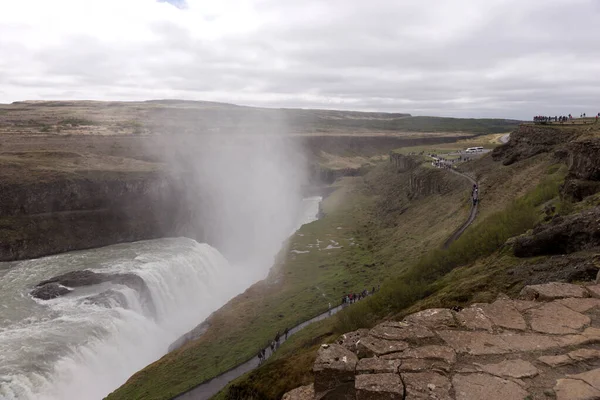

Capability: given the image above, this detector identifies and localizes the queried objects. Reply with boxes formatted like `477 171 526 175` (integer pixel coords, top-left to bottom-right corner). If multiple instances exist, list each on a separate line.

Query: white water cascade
0 197 322 400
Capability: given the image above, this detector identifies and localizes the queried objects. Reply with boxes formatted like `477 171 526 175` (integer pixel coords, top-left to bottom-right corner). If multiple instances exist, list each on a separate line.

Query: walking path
443 169 478 248
175 304 347 400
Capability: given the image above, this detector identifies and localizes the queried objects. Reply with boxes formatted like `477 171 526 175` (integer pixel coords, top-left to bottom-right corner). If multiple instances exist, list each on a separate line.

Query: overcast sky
1 0 599 118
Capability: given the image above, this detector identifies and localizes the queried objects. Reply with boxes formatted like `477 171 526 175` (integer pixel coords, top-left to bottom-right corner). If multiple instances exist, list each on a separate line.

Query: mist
156 119 310 283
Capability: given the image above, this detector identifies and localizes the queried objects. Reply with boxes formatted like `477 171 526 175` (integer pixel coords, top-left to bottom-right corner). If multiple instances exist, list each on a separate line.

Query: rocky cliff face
492 124 600 201
514 206 600 257
389 153 421 172
283 282 600 400
563 138 600 200
0 171 200 261
491 124 579 166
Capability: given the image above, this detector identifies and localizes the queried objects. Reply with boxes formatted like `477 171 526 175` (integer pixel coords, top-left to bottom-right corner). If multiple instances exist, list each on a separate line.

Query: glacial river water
0 196 321 400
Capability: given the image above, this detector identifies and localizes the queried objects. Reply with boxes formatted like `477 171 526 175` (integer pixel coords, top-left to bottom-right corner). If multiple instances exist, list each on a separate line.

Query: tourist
284 327 289 340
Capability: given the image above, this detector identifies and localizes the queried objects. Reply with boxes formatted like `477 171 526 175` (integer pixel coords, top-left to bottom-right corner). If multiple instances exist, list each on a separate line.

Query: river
0 196 321 400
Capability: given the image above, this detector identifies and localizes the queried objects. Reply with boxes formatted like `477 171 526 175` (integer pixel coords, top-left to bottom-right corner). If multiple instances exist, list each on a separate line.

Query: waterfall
0 196 322 400
0 238 244 400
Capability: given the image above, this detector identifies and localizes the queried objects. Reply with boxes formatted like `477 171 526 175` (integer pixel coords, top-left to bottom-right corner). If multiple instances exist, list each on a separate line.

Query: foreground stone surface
283 282 600 399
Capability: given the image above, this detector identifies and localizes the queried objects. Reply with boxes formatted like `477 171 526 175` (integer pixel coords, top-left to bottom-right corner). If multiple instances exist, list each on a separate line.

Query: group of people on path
256 285 380 365
533 113 600 124
257 327 289 364
341 286 379 307
430 153 458 169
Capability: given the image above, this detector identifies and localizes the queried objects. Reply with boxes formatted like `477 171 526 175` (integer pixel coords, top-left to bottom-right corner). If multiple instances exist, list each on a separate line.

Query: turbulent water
0 197 321 400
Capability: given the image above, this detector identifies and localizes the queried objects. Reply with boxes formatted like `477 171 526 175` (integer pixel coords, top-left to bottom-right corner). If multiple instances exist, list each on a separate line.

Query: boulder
31 270 154 314
313 344 358 395
30 282 72 300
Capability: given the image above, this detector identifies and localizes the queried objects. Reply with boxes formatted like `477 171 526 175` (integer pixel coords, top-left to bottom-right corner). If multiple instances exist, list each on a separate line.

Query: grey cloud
1 0 600 118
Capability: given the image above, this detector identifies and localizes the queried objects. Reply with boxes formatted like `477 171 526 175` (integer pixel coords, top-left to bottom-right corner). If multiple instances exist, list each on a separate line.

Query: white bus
465 146 484 153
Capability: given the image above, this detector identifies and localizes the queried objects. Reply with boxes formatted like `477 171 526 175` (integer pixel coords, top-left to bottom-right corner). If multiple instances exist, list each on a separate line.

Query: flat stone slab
313 344 358 393
571 368 600 391
481 299 527 331
355 373 403 400
527 302 591 334
356 358 401 374
556 297 600 313
569 348 600 362
541 349 600 368
403 308 457 329
510 299 540 312
337 329 371 353
453 373 529 400
356 336 409 358
520 282 589 301
383 345 456 364
397 358 452 373
554 378 600 400
538 354 573 367
402 372 452 400
282 384 314 400
369 321 435 343
476 359 539 378
455 305 494 331
586 285 600 299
